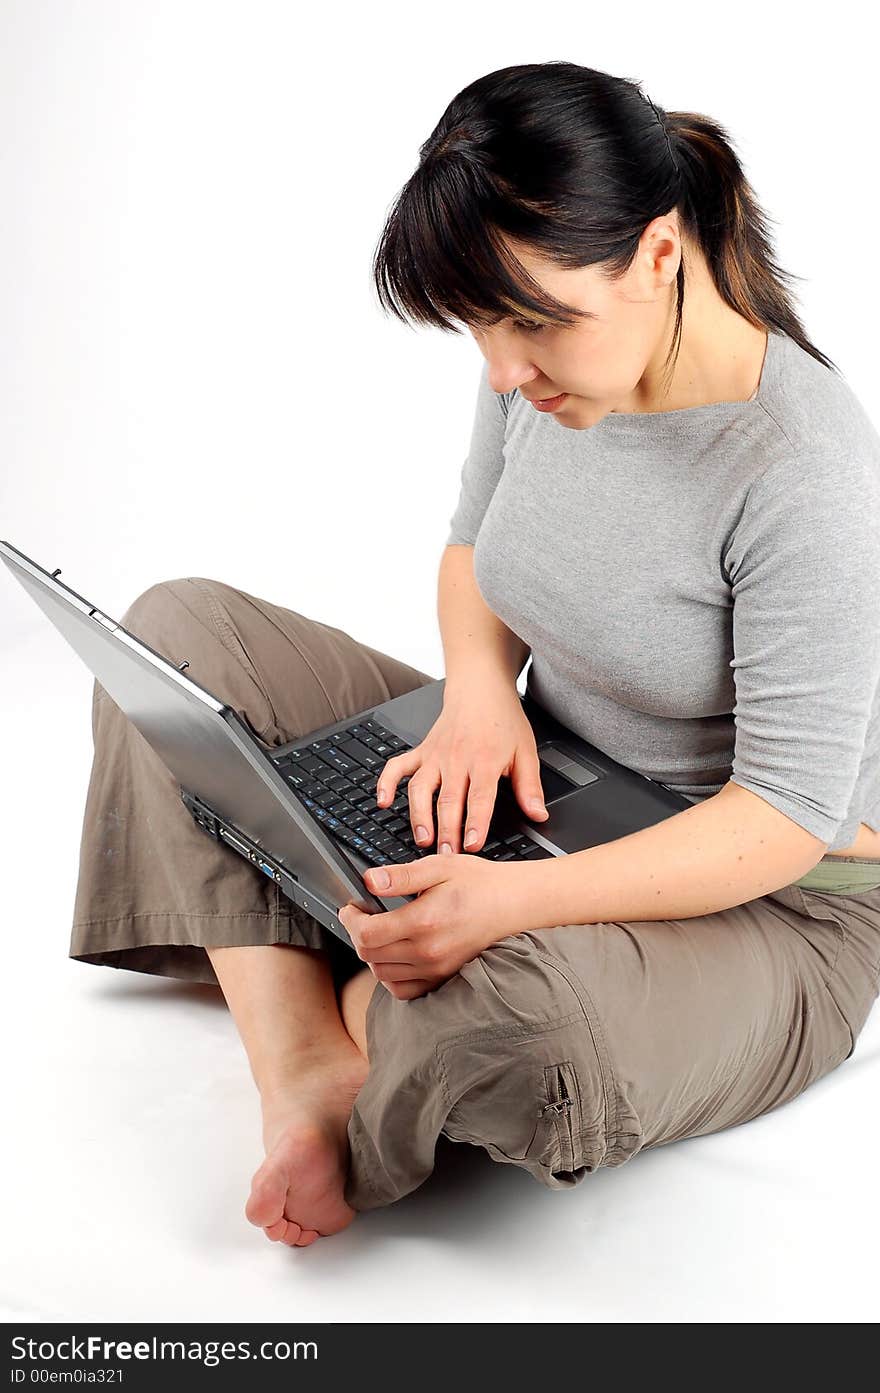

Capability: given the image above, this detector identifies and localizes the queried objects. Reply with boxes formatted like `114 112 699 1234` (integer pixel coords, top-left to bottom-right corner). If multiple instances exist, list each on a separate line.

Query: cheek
581 332 635 394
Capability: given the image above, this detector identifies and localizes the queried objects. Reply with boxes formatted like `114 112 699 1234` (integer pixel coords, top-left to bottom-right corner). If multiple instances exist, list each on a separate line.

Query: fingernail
464 829 478 848
529 800 546 814
371 868 391 889
440 842 452 855
416 825 428 842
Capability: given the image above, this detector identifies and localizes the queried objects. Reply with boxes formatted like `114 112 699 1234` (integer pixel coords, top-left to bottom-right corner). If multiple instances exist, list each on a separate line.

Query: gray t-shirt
445 329 880 851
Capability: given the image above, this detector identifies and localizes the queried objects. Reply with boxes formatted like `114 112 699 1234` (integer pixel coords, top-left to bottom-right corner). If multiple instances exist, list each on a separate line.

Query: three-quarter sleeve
724 448 880 846
446 358 509 546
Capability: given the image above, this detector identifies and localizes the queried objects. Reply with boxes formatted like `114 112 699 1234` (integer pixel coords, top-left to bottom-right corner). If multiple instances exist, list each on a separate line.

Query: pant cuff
69 902 353 987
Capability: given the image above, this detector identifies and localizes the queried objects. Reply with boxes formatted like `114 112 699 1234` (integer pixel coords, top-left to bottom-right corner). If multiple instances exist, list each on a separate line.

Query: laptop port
219 826 251 859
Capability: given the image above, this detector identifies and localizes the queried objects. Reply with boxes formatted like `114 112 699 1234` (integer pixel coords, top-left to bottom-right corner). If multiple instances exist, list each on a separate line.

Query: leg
339 966 377 1060
342 880 880 1210
207 942 370 1245
69 575 434 1239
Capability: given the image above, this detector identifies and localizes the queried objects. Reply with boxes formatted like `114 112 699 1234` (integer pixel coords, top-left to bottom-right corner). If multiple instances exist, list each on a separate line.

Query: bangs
371 162 590 334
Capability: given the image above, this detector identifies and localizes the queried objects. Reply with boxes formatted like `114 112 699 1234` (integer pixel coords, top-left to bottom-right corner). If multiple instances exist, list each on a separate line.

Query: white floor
3 624 879 1324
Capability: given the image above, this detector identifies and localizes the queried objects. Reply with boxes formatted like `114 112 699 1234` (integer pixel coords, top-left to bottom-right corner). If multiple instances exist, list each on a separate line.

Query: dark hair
371 61 838 389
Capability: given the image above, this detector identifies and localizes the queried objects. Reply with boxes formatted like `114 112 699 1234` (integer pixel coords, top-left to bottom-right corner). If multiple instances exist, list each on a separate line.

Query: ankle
258 1040 367 1109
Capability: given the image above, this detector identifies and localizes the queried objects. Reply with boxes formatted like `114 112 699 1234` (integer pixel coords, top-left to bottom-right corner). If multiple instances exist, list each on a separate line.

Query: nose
470 325 541 397
484 355 540 397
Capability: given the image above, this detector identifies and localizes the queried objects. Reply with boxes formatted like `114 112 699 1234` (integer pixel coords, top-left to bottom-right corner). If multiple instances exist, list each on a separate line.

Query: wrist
444 665 519 703
503 858 564 937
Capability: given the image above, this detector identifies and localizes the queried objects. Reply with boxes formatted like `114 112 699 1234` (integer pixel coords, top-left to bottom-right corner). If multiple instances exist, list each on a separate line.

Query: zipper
539 953 609 1142
539 1062 580 1173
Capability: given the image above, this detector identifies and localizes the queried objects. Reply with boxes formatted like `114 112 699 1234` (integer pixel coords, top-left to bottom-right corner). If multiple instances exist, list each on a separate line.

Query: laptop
1 539 693 950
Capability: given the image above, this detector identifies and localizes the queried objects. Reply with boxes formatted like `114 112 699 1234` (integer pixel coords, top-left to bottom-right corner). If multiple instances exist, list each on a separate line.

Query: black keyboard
269 716 554 868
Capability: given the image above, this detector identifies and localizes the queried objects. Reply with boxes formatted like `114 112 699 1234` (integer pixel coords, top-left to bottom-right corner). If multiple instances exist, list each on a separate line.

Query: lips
529 391 568 412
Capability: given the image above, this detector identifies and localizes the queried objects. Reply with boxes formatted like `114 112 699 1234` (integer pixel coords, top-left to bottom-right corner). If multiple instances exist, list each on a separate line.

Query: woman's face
467 218 682 427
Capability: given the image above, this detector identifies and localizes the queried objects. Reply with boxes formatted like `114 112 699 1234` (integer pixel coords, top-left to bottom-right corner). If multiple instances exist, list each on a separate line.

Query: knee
121 577 187 632
121 576 227 630
120 577 245 664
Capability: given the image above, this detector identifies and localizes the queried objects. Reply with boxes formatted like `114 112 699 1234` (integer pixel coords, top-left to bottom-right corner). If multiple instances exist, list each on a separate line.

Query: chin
556 399 603 430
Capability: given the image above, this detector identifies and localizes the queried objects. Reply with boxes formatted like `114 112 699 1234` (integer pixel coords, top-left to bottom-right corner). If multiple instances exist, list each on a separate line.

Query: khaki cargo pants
70 577 880 1212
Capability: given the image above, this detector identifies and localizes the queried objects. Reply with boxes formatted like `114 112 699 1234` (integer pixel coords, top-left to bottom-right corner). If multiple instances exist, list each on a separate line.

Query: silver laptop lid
0 540 372 913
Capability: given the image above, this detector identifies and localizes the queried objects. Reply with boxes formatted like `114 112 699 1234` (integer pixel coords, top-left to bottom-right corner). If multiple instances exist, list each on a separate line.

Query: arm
439 543 531 697
519 781 828 930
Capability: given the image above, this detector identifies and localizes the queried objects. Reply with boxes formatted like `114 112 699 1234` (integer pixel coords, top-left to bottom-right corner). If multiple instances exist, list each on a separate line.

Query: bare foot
246 1044 369 1247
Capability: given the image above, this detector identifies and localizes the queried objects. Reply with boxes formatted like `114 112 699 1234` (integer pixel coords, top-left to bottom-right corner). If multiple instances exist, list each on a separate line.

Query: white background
2 0 878 1324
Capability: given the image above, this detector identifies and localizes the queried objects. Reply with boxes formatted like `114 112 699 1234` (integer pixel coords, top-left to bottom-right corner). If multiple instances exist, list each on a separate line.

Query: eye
514 320 546 334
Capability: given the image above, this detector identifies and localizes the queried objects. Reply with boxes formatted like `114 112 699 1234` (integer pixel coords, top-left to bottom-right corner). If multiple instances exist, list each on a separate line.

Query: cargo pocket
439 942 644 1190
441 1035 583 1167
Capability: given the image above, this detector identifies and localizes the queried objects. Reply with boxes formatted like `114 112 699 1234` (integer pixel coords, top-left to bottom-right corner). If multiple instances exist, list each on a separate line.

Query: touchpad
536 762 577 803
538 742 603 804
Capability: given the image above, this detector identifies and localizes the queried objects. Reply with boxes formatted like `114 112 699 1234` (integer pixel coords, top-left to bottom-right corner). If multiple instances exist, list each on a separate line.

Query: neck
617 268 768 415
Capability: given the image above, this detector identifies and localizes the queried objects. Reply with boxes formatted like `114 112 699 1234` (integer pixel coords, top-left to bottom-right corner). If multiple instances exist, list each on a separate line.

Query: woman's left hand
337 851 541 1000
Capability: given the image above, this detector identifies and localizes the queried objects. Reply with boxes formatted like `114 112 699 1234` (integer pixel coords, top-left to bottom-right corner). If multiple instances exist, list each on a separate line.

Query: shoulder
754 332 880 482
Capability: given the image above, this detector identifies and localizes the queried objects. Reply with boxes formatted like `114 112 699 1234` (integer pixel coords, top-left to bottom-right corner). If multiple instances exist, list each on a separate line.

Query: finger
435 776 469 854
362 855 448 903
386 978 437 1001
374 748 419 811
460 773 500 854
513 749 549 824
368 958 431 983
340 902 411 958
407 770 441 849
359 937 420 964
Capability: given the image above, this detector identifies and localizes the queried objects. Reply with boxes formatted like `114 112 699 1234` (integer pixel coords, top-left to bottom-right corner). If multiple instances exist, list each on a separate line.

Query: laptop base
180 789 354 948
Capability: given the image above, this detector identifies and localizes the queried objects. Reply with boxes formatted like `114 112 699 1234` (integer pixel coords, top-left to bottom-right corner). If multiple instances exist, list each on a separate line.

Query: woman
70 61 880 1248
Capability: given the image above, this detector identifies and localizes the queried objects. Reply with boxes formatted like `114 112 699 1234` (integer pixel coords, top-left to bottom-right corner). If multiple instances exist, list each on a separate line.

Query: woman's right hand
373 679 550 855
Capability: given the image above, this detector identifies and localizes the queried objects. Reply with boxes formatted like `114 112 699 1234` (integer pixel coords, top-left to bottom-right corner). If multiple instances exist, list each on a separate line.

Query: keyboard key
320 749 359 776
323 772 351 791
298 754 328 776
361 847 387 865
503 834 533 853
337 738 385 770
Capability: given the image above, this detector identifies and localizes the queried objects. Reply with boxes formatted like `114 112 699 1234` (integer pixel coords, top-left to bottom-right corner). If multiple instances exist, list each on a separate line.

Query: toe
280 1219 303 1246
246 1164 287 1228
296 1229 321 1246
